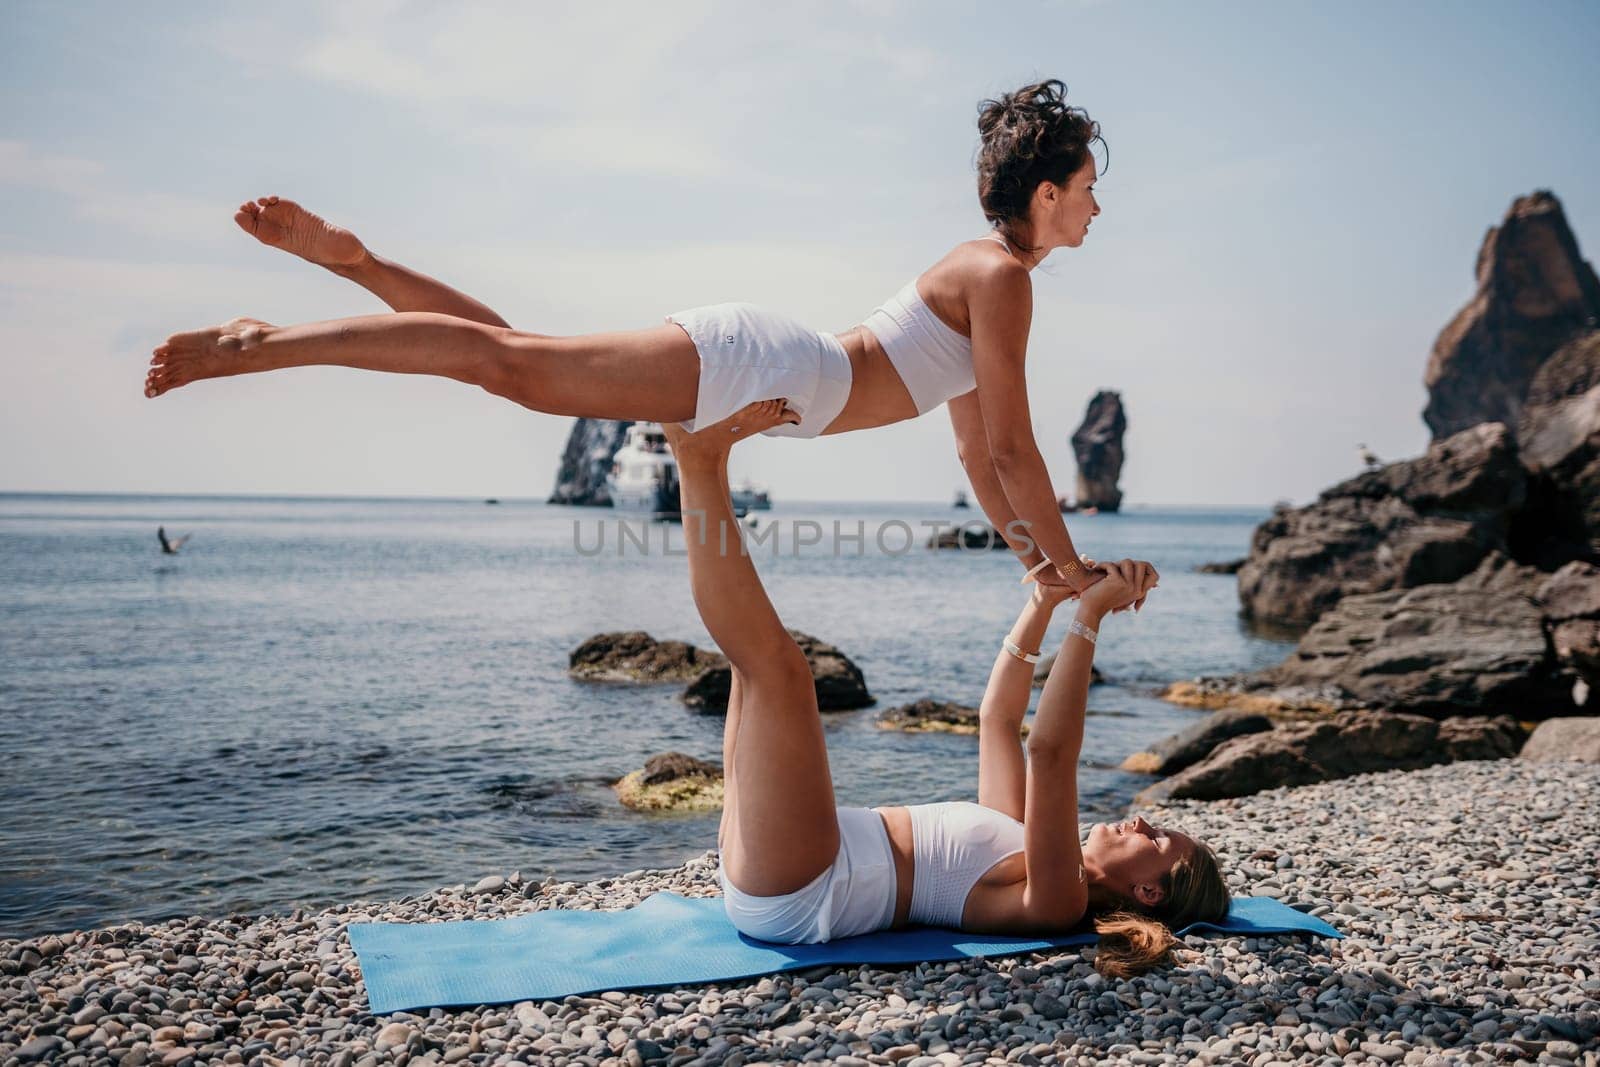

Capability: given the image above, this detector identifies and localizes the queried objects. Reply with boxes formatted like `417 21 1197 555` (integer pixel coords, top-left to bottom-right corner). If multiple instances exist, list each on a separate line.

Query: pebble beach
3 758 1597 1067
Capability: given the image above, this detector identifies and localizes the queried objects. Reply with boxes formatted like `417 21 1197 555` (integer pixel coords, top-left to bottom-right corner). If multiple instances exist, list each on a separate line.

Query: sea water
0 494 1292 940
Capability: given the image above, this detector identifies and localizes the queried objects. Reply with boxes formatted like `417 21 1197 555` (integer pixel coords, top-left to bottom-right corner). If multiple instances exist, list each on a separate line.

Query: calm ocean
0 494 1292 941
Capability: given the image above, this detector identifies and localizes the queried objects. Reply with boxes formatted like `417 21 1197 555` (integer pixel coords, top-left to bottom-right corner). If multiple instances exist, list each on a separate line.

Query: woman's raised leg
144 313 702 423
235 196 514 328
662 401 841 898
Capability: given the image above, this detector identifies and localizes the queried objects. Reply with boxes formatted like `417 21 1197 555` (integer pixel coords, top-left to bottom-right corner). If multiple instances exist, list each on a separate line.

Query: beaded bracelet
1068 618 1098 646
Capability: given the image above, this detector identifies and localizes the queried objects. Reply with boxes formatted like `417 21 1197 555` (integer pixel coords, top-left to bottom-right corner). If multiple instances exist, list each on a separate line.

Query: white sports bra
902 800 1025 929
859 233 1012 416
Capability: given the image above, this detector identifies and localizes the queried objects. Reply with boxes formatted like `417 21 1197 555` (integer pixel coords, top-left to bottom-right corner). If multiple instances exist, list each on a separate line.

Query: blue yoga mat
349 892 1341 1014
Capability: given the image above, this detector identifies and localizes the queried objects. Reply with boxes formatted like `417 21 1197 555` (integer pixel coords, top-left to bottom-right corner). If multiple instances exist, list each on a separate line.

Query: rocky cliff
547 418 633 506
1423 190 1600 439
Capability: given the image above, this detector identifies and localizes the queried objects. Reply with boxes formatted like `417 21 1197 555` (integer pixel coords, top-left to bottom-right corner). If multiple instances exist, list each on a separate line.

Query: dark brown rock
1518 717 1600 762
1537 561 1600 695
928 522 1015 550
681 629 873 713
1423 190 1600 440
1235 554 1568 718
1197 558 1245 574
1071 390 1126 512
1237 423 1525 629
1515 329 1600 559
569 631 727 682
1031 651 1106 688
1120 708 1274 775
1135 710 1526 803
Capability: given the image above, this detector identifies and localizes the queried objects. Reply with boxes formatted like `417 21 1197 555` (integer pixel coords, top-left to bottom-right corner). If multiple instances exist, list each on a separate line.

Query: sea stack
1071 390 1126 512
548 418 634 506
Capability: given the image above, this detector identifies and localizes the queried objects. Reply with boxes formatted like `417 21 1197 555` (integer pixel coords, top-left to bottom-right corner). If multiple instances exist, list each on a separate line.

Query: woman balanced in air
660 399 1227 975
144 79 1106 594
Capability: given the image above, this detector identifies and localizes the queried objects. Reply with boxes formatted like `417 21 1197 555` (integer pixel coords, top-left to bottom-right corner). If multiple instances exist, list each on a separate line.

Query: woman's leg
144 313 702 423
235 196 513 328
662 401 841 898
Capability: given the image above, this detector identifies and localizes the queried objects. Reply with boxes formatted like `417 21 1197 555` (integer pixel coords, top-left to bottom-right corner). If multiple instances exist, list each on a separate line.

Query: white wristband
1068 618 1098 646
1002 637 1040 663
1020 558 1053 585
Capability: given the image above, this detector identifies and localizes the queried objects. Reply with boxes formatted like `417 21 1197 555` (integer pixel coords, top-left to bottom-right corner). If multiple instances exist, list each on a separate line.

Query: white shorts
717 806 897 944
664 302 853 439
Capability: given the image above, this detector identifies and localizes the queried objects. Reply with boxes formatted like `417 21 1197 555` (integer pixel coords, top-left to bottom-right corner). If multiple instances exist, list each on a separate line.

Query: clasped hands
1029 555 1160 616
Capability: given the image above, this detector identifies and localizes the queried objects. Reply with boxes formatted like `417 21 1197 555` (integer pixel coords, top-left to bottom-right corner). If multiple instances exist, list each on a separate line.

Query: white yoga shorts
718 806 897 944
663 302 853 439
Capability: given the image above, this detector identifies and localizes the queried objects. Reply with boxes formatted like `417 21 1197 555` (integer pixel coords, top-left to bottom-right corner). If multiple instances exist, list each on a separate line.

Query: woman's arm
976 587 1058 821
949 389 1048 572
1018 560 1158 929
967 264 1092 591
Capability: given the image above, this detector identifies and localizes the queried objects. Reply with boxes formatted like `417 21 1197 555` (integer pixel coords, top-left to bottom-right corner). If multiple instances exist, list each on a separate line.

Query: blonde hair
1089 837 1229 978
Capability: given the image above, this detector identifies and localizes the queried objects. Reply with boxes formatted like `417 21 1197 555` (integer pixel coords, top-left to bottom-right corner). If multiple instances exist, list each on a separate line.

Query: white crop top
859 234 1011 416
904 800 1025 929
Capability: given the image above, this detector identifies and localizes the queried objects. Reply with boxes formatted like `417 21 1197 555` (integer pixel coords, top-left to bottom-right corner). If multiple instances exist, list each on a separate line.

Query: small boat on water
952 489 970 509
731 479 772 511
606 422 749 521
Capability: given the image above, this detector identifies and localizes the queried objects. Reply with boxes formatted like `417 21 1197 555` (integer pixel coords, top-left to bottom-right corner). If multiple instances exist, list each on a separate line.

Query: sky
1 0 1596 507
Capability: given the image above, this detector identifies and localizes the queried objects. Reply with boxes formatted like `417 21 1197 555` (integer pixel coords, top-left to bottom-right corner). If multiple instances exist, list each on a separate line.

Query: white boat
605 422 749 521
731 479 772 511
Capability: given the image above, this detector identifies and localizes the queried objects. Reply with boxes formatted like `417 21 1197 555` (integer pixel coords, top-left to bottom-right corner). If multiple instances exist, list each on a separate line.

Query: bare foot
234 195 368 270
660 399 800 459
145 317 276 398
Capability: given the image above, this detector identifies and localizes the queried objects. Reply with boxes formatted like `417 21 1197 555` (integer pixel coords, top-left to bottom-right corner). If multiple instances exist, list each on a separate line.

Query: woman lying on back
659 399 1230 977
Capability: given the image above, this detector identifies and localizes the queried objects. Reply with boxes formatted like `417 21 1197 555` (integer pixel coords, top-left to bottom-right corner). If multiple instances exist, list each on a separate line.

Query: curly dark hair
975 78 1106 256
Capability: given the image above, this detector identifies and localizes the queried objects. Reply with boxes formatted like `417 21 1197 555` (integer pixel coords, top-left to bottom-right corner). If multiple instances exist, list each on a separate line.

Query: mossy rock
613 751 725 813
876 699 1032 739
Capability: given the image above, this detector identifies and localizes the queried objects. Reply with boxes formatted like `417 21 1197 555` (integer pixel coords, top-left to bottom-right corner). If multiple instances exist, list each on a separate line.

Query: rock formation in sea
926 523 1014 550
1070 390 1126 512
569 631 728 683
548 418 634 505
612 751 724 813
876 699 991 735
1423 190 1600 440
681 630 873 713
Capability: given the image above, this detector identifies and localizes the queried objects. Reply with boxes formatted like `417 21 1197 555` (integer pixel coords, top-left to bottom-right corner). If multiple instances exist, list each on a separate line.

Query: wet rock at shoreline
876 698 1033 738
1520 716 1600 762
1135 709 1526 803
1183 554 1574 720
1120 708 1274 776
681 630 872 713
927 523 1014 550
1196 558 1245 574
1070 390 1126 512
1424 190 1600 440
1030 651 1105 688
613 752 724 813
569 631 728 683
